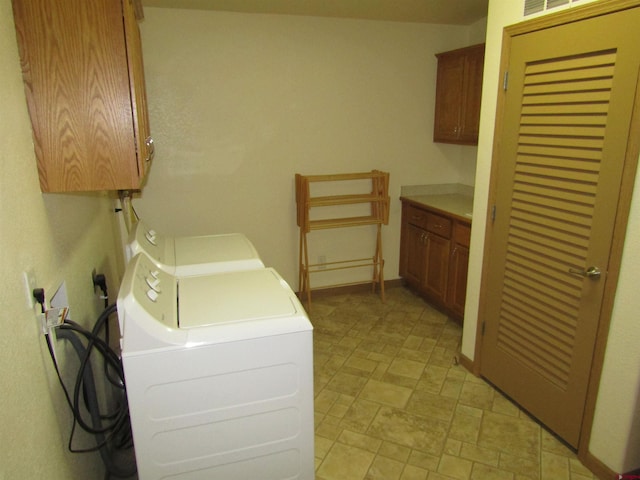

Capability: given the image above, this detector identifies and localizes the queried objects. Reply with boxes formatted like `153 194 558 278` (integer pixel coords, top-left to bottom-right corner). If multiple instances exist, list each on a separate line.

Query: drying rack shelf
295 170 390 309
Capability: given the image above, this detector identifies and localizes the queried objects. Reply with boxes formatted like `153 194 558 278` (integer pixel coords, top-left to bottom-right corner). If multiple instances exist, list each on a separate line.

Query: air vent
524 0 581 16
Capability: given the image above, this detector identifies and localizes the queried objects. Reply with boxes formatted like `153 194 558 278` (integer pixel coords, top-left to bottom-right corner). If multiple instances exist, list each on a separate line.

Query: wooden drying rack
295 170 390 308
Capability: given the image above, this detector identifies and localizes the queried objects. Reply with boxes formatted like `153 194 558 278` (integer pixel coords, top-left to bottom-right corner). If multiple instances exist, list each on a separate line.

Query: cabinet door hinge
503 71 509 91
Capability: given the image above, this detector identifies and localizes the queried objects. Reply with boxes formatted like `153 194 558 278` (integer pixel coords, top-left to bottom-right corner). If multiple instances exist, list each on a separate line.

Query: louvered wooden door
480 6 640 448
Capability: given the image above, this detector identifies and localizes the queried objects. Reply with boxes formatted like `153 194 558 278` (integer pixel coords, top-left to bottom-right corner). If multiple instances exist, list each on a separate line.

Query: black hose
56 327 136 478
47 302 136 478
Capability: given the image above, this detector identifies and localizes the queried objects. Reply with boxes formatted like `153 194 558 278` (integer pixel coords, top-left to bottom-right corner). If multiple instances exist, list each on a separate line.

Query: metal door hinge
482 321 486 336
503 71 509 91
491 205 496 223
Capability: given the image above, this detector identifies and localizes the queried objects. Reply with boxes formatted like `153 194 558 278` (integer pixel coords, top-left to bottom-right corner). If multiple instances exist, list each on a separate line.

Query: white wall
1 1 125 477
462 0 640 473
135 8 482 290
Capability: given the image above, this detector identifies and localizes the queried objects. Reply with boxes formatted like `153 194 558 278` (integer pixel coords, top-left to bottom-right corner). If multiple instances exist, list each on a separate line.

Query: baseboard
298 278 404 299
580 450 617 480
458 353 478 376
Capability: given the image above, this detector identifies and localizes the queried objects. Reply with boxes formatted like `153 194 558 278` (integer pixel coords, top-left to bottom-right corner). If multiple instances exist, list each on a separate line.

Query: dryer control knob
145 230 157 245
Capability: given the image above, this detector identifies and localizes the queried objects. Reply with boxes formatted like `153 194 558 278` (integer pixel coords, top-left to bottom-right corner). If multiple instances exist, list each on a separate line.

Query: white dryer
126 220 264 276
117 252 314 480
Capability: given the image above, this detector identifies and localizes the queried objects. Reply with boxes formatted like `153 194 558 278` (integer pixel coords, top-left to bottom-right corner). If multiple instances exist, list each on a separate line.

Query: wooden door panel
434 54 465 141
480 6 640 447
424 233 449 302
405 224 426 288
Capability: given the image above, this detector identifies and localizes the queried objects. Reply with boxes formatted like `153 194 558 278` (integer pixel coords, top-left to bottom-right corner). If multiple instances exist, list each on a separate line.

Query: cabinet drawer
426 212 452 238
454 222 471 247
406 205 429 230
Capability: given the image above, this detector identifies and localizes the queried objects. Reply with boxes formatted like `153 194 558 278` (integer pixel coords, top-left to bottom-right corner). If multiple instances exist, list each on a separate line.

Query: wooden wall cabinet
433 43 485 146
400 200 471 322
12 0 153 192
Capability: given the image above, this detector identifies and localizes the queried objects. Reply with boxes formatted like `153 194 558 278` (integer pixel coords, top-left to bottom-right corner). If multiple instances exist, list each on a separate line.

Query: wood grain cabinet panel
433 43 485 145
12 0 153 192
400 200 471 323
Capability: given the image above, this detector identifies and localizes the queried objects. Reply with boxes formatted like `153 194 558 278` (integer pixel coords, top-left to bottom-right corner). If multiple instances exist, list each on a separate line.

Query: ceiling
141 0 490 26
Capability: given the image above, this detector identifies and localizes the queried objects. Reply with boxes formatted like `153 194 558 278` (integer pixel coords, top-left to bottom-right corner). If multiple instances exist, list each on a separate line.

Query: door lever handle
569 266 601 278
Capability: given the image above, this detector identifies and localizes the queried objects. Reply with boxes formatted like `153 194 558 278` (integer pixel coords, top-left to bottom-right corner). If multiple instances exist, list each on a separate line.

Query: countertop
400 193 474 222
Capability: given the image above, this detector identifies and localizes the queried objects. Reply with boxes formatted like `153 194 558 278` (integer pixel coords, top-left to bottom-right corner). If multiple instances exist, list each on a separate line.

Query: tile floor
309 286 599 480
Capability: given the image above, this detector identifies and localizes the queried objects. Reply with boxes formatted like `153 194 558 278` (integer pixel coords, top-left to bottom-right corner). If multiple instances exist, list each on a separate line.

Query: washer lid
177 268 299 328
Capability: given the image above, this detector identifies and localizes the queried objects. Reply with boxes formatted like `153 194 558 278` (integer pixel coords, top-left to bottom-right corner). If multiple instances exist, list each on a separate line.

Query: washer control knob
146 289 159 302
146 276 161 292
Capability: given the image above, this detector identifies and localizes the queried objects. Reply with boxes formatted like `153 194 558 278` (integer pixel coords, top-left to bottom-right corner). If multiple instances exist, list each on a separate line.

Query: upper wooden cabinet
433 43 485 145
12 0 153 192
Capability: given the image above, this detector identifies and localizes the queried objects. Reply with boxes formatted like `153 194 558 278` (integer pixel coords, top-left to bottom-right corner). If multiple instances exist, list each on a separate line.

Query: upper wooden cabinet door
433 43 485 145
12 0 153 192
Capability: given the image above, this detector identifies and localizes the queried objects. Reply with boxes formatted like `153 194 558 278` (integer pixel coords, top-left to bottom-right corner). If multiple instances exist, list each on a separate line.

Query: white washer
126 219 265 276
117 252 314 480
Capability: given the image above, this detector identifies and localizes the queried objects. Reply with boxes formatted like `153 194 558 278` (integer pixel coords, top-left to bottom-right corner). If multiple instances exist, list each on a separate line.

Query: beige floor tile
310 288 598 480
499 452 541 478
448 409 482 443
401 464 430 479
345 355 379 374
361 379 414 408
459 381 495 410
368 407 448 456
541 428 574 457
492 392 522 417
541 451 570 480
378 441 412 463
315 435 334 459
460 442 500 467
416 365 449 393
437 453 473 480
338 429 382 454
405 389 457 423
326 371 369 396
439 377 464 399
366 455 405 480
388 357 427 379
407 449 440 471
470 463 515 480
317 443 375 480
327 401 350 418
478 411 541 460
444 438 462 456
398 346 431 362
339 398 380 433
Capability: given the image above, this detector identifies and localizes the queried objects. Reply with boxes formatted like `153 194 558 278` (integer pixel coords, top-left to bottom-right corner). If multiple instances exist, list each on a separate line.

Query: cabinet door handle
145 136 155 164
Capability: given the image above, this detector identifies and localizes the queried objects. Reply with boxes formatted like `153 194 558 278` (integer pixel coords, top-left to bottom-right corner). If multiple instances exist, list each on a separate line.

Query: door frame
474 0 640 473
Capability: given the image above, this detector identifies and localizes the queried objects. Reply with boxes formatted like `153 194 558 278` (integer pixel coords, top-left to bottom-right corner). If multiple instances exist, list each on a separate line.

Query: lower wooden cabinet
400 200 471 322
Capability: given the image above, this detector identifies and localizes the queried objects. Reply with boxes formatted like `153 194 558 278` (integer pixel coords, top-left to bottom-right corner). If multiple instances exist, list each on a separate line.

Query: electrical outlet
22 269 37 310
